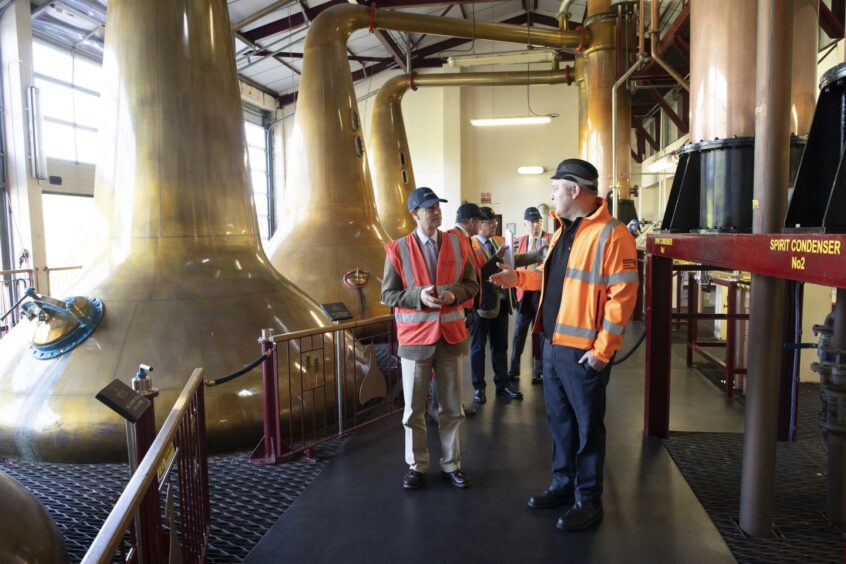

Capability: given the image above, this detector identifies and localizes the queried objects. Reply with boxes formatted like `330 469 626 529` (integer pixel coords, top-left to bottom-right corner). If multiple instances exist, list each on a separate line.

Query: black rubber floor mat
664 381 844 564
1 437 346 563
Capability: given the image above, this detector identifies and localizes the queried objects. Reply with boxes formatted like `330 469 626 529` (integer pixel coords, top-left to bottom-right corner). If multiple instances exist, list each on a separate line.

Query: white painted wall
1 0 48 288
459 69 579 234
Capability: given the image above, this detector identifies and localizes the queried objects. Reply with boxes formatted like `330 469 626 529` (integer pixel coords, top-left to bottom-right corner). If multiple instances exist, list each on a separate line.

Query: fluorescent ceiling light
517 166 546 175
471 116 553 127
447 49 558 68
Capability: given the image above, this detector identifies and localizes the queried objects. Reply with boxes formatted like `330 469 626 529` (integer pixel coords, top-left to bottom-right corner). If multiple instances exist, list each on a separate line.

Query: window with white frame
244 120 272 241
32 40 102 164
32 39 274 246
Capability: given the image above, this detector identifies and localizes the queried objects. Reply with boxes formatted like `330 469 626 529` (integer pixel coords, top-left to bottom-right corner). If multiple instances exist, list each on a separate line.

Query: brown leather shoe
441 469 471 488
402 470 424 490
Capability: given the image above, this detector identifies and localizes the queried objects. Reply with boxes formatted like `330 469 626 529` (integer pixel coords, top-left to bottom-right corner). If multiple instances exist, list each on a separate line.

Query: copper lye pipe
575 57 589 163
739 0 794 538
370 69 574 240
267 4 582 316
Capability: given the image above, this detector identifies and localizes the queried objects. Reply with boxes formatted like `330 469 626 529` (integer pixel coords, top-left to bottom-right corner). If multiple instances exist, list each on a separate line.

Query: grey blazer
380 230 480 360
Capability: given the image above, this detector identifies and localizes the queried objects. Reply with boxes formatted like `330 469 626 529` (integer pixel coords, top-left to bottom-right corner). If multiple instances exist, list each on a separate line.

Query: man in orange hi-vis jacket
491 159 639 532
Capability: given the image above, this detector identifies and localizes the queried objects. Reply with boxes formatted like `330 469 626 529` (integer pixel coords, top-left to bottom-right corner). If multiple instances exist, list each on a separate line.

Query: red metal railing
684 273 749 398
249 314 403 464
82 368 210 564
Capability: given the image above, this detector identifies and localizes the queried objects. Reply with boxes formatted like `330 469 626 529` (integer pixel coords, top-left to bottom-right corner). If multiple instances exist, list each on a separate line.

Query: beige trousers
401 346 464 473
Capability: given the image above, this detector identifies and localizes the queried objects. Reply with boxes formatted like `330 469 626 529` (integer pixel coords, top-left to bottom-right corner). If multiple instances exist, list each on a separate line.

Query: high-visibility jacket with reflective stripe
515 198 639 363
385 231 470 346
470 235 505 311
515 231 552 303
447 226 477 311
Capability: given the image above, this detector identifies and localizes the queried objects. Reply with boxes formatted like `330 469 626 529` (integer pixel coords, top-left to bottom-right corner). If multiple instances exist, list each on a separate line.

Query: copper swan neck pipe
370 69 575 240
267 4 584 316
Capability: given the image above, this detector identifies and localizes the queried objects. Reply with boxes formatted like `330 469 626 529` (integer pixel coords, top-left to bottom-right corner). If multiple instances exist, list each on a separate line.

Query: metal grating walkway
664 382 845 563
0 437 347 562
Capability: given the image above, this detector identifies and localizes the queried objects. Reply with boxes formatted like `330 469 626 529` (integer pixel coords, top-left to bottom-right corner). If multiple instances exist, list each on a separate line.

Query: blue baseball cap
524 207 542 221
407 187 447 212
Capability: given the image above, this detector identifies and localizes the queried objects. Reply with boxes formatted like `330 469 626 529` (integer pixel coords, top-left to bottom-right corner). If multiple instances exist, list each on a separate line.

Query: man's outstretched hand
489 262 518 288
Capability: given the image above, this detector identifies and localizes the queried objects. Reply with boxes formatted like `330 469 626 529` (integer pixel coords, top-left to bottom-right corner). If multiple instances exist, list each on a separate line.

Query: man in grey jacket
381 187 479 490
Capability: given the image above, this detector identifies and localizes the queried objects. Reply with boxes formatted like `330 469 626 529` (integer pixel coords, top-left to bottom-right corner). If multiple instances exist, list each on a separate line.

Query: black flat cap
550 158 598 188
479 206 496 221
456 203 483 220
524 207 542 221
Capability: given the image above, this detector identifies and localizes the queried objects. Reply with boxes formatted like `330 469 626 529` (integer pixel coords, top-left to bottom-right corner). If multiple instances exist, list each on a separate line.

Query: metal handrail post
251 329 280 464
726 281 738 398
335 330 345 434
129 385 163 563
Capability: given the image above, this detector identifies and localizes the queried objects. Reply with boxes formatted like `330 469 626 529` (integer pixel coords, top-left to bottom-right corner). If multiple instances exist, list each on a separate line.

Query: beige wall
276 62 580 236
458 73 579 235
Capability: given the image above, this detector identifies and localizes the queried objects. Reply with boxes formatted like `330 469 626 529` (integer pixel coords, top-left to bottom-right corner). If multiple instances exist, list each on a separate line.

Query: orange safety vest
515 231 552 303
469 234 504 310
385 231 470 346
515 198 639 363
447 226 477 310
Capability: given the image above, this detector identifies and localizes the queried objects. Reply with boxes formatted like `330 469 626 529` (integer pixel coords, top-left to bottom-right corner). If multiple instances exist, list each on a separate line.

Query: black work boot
556 499 604 531
528 488 575 509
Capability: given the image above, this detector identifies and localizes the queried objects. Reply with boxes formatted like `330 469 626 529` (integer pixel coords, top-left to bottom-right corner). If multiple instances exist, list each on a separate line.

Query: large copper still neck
370 69 575 240
791 0 819 137
690 0 758 140
689 0 818 140
0 0 327 462
266 5 583 316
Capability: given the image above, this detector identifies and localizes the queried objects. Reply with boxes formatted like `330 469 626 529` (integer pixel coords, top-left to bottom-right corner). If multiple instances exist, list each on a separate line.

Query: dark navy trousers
542 339 611 502
470 300 510 390
509 291 542 376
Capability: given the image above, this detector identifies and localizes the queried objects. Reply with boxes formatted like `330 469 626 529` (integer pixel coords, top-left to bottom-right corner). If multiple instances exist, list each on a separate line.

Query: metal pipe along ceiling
265 4 583 318
369 69 575 240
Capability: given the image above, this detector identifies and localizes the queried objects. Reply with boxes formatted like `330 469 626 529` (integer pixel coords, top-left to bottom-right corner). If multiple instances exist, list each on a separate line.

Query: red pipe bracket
576 25 587 53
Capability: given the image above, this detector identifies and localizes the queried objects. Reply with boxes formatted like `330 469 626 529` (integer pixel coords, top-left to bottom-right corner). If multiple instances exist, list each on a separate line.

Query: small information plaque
95 379 151 422
320 302 354 322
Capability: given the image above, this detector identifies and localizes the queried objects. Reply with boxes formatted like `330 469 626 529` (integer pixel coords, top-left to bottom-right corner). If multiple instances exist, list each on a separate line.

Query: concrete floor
246 324 744 563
